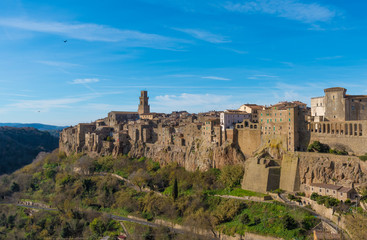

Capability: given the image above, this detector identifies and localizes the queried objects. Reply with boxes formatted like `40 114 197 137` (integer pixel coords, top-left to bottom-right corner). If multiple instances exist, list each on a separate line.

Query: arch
359 124 363 136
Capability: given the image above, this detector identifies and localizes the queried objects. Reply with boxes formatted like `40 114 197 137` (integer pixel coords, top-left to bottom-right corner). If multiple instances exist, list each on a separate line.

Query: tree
90 218 106 236
239 213 250 225
173 178 178 201
307 141 329 153
219 165 244 189
10 182 20 192
281 214 298 230
129 169 150 191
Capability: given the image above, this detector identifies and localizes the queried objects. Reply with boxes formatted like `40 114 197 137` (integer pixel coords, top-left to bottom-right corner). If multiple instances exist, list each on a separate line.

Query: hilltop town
60 88 367 198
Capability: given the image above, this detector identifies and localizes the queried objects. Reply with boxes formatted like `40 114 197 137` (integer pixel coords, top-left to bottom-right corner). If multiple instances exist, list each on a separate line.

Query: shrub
307 141 329 153
281 214 298 230
239 213 251 225
219 165 244 189
10 182 20 192
359 154 367 161
296 192 305 197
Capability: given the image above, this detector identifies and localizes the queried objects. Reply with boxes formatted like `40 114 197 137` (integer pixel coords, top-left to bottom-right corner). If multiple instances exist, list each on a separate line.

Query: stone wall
236 127 261 158
310 120 367 155
242 158 280 193
279 153 300 192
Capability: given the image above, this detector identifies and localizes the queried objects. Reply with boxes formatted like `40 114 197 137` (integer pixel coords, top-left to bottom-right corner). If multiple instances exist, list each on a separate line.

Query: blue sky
1 0 367 125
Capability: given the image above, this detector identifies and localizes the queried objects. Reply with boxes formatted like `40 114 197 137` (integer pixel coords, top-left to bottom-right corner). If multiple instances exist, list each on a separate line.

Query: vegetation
310 193 340 208
0 151 319 239
359 153 367 162
0 127 59 174
308 141 349 155
307 141 330 153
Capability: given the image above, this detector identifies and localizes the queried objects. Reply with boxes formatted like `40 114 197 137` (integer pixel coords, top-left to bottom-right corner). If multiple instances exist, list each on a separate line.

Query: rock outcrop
128 140 245 171
297 152 367 188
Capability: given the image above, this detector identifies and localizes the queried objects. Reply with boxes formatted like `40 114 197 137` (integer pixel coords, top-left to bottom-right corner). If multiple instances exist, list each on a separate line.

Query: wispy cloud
173 28 231 43
201 76 231 81
71 78 100 84
315 56 343 60
36 60 80 68
224 0 336 23
9 97 91 112
0 18 183 49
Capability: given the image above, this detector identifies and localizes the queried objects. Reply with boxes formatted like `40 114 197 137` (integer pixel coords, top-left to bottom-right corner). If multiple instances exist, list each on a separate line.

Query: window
275 113 277 116
280 119 282 122
267 119 269 123
289 118 291 122
340 193 343 196
352 106 355 110
333 191 335 194
319 189 322 192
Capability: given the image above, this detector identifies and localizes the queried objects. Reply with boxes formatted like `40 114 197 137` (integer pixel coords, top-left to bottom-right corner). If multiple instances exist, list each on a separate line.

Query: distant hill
0 127 59 175
0 123 68 137
0 123 67 131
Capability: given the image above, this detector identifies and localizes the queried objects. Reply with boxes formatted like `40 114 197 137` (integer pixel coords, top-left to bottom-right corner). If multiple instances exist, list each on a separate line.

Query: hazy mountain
0 123 68 137
0 123 67 131
0 127 59 174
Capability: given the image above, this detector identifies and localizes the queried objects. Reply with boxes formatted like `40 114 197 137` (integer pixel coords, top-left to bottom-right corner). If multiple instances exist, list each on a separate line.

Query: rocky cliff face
128 140 245 171
298 152 367 188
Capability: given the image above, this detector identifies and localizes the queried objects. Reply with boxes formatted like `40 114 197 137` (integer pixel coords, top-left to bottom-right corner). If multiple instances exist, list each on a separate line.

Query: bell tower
138 90 150 114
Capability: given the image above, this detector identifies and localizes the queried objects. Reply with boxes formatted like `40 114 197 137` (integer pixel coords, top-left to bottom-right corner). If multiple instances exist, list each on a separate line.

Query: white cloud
9 97 91 112
0 18 182 49
36 60 80 68
201 76 231 81
173 28 230 43
224 0 336 23
315 56 342 60
71 78 100 84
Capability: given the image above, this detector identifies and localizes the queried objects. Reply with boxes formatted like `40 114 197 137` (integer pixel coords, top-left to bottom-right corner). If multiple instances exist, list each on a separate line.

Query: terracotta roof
109 111 138 114
310 183 343 190
338 186 354 193
345 95 367 99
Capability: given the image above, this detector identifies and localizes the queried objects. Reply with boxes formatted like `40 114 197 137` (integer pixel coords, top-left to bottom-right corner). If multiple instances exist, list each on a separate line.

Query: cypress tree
173 178 178 201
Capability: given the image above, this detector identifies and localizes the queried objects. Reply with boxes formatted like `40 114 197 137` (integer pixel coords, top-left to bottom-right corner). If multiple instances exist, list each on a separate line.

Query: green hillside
0 127 59 174
0 151 320 239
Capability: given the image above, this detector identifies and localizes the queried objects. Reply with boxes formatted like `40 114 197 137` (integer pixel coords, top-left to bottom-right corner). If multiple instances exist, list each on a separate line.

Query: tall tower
138 90 150 114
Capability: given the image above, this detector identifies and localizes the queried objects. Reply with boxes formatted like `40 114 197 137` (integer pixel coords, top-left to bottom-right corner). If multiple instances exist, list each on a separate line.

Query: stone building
258 101 309 152
220 110 251 132
238 104 264 122
310 87 367 155
138 90 150 115
305 183 359 202
311 87 367 122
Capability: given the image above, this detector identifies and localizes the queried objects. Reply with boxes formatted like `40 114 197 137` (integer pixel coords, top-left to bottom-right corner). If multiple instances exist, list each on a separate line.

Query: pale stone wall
279 153 300 192
242 158 280 193
236 124 261 158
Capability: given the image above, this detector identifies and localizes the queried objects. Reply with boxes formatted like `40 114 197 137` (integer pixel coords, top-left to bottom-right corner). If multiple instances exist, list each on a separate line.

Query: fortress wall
237 128 261 158
310 121 367 155
267 167 281 192
242 159 280 193
279 153 300 192
242 159 270 193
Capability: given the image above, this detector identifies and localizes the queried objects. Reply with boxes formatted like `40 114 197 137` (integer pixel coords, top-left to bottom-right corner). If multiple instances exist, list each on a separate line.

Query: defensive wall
310 120 367 155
